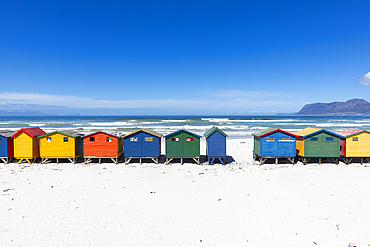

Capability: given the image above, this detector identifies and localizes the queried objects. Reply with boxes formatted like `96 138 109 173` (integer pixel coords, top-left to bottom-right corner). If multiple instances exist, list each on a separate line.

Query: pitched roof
336 129 370 138
83 131 118 139
164 129 201 138
124 129 162 138
38 130 83 139
294 127 321 137
252 128 277 137
0 129 15 137
11 127 46 138
335 129 363 137
252 128 298 138
204 126 228 138
295 127 342 138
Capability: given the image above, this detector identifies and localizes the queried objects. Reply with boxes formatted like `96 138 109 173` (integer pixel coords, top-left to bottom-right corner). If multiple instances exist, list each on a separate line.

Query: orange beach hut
83 131 123 164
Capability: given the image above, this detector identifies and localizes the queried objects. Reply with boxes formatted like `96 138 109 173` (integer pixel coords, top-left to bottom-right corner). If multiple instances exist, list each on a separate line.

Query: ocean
1 115 370 138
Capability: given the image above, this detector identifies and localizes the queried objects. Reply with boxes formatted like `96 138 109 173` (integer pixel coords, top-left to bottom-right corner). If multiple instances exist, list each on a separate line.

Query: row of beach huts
253 127 370 165
0 126 228 165
1 126 369 165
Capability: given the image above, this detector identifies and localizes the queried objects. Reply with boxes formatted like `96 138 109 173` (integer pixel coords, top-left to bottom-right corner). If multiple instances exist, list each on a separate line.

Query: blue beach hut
204 126 228 165
252 128 298 165
0 130 14 163
123 129 162 164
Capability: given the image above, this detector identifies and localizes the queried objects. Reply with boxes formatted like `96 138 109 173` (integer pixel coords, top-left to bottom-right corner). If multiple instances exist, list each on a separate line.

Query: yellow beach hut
336 129 370 165
38 130 84 164
11 127 46 164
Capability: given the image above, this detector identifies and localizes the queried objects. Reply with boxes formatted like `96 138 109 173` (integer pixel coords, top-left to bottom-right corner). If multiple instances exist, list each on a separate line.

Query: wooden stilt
181 158 183 165
275 158 278 165
361 158 363 165
192 157 199 165
140 158 142 165
319 158 321 165
223 158 226 165
287 158 294 165
219 158 225 165
333 158 338 165
166 158 173 165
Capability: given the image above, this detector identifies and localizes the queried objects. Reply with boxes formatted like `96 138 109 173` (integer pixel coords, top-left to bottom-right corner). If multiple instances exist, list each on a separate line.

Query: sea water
1 115 370 138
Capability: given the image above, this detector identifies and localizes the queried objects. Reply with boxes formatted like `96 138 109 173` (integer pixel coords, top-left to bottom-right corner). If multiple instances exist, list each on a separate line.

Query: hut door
167 134 183 158
128 133 141 157
261 135 278 156
183 133 198 158
278 136 295 156
141 133 157 157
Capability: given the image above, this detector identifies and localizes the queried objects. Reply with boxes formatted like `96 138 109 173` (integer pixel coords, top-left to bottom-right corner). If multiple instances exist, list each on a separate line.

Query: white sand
1 138 370 246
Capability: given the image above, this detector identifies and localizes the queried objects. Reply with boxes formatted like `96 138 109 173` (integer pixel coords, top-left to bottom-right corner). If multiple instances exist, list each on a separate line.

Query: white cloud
358 72 370 86
0 90 299 113
0 92 208 109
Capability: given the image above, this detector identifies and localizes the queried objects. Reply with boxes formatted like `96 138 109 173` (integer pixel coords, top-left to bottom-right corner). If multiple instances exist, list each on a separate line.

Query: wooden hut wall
260 131 296 157
75 137 84 156
183 132 200 158
0 135 13 157
84 133 119 157
253 136 261 156
39 133 76 158
296 137 305 156
166 131 200 159
206 130 226 158
304 132 340 157
14 132 33 159
124 131 160 158
344 132 370 157
339 138 346 157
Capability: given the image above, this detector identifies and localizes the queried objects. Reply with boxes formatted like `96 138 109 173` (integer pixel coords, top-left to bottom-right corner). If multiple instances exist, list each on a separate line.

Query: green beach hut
295 127 342 164
164 129 201 165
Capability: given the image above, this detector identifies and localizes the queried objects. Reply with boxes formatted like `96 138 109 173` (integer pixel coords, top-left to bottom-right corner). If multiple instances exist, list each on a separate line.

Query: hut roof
294 127 321 137
124 129 162 138
336 129 370 138
38 130 83 139
83 131 118 139
252 128 298 138
204 127 228 138
11 127 46 139
0 129 15 137
164 129 201 138
295 127 342 138
335 129 363 137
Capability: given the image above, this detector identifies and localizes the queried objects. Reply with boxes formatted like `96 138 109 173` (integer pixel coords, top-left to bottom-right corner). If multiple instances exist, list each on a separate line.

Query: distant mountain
0 110 51 116
0 103 63 108
296 98 370 115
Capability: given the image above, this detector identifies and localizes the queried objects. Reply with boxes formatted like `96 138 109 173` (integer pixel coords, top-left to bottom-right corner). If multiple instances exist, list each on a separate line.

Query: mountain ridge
296 98 370 115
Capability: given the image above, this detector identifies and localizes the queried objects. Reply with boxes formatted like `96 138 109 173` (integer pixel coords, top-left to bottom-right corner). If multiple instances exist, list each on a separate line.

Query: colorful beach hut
336 129 370 165
123 129 162 165
11 127 46 164
294 127 342 164
38 130 84 164
252 128 298 165
83 131 123 164
164 129 201 165
0 130 14 163
204 126 228 165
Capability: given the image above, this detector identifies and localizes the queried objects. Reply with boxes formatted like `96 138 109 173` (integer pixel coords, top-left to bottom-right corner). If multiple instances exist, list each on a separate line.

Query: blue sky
1 0 370 115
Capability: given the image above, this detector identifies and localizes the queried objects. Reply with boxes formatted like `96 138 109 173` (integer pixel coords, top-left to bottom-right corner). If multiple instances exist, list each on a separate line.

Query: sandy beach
1 138 370 246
